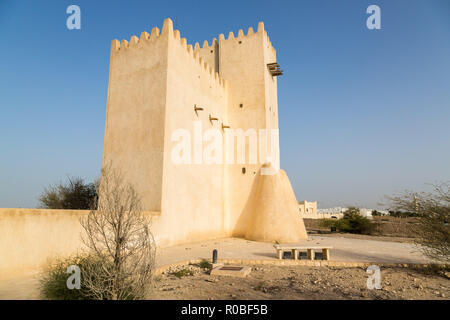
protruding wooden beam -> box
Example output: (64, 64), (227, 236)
(194, 104), (203, 116)
(209, 114), (218, 124)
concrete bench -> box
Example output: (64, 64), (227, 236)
(273, 244), (332, 261)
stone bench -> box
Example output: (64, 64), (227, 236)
(273, 244), (332, 261)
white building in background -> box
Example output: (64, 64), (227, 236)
(317, 207), (347, 216)
(301, 204), (384, 219)
(299, 202), (344, 219)
(298, 201), (317, 216)
(316, 207), (346, 219)
(359, 208), (374, 218)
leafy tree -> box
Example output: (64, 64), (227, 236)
(343, 207), (361, 220)
(388, 210), (419, 218)
(39, 176), (97, 210)
(320, 207), (377, 235)
(371, 210), (382, 216)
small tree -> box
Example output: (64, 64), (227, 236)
(388, 210), (419, 218)
(320, 207), (377, 234)
(387, 182), (450, 263)
(80, 165), (156, 299)
(39, 176), (97, 210)
(372, 210), (382, 217)
(343, 207), (361, 220)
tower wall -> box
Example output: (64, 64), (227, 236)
(217, 24), (279, 236)
(103, 27), (169, 212)
(263, 31), (279, 139)
(103, 18), (307, 247)
(155, 20), (229, 244)
(196, 39), (219, 73)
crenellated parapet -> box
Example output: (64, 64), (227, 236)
(110, 24), (163, 52)
(216, 21), (276, 56)
(110, 18), (276, 82)
(218, 21), (264, 42)
(110, 18), (227, 90)
(174, 30), (227, 90)
(195, 38), (219, 73)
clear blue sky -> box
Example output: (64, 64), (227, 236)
(0, 0), (449, 209)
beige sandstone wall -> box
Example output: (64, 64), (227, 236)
(244, 169), (308, 242)
(155, 19), (229, 244)
(218, 24), (273, 237)
(0, 208), (88, 281)
(103, 18), (307, 245)
(103, 25), (169, 212)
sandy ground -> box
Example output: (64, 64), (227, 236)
(0, 235), (434, 299)
(149, 264), (450, 300)
(154, 236), (429, 266)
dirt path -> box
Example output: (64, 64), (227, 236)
(149, 264), (450, 300)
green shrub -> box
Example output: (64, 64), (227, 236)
(40, 254), (122, 300)
(40, 255), (92, 300)
(198, 259), (212, 269)
(319, 219), (335, 228)
(171, 269), (194, 278)
(348, 214), (377, 234)
(336, 218), (353, 232)
(319, 208), (378, 235)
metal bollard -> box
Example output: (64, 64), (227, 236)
(212, 249), (218, 264)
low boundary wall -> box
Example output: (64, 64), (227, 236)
(0, 208), (88, 280)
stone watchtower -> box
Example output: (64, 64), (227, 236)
(102, 18), (307, 246)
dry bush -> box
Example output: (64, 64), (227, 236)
(387, 182), (450, 263)
(80, 164), (156, 299)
